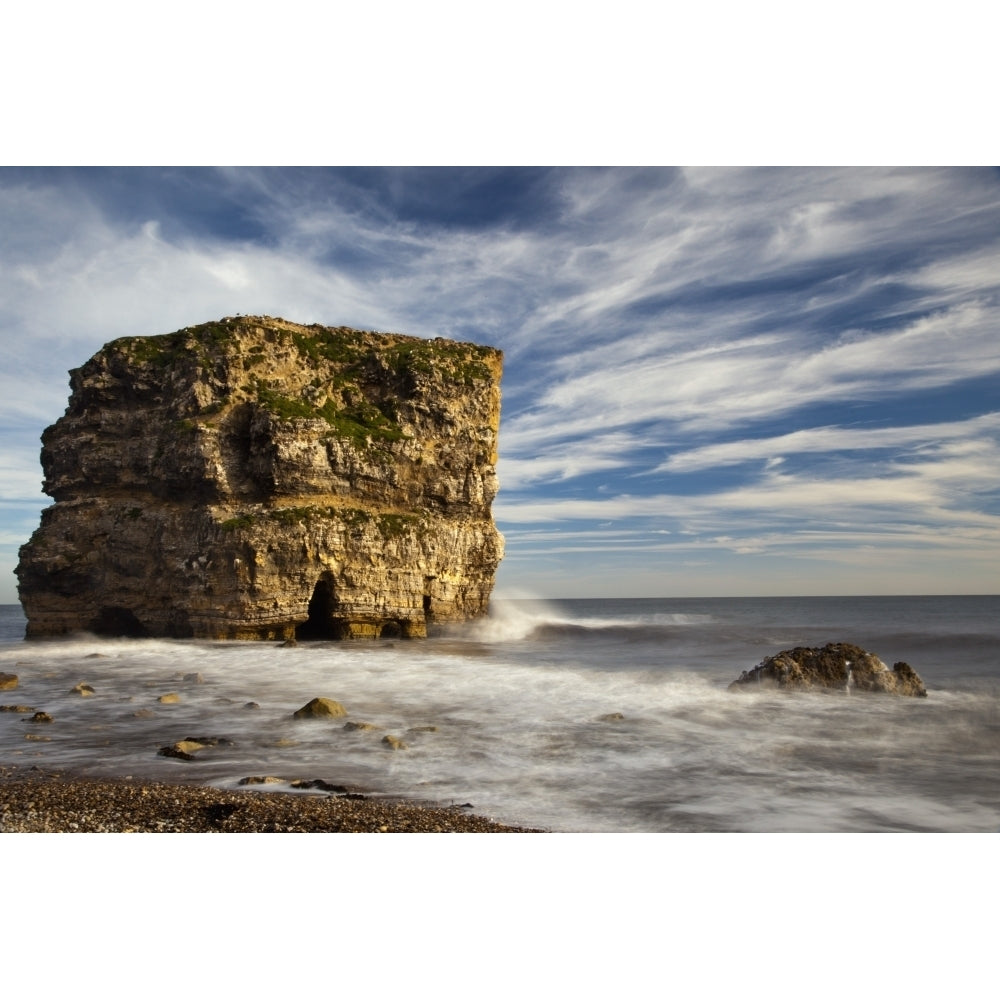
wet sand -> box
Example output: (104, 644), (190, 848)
(0, 766), (542, 833)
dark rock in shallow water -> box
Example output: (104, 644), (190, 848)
(184, 735), (234, 746)
(0, 673), (18, 691)
(728, 642), (927, 697)
(290, 778), (350, 793)
(158, 743), (200, 761)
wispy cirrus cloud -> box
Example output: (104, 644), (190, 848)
(657, 413), (1000, 473)
(3, 166), (1000, 599)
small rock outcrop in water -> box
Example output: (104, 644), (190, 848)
(728, 642), (927, 697)
(293, 697), (347, 719)
(0, 673), (18, 691)
(16, 316), (503, 640)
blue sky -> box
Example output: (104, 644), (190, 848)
(2, 166), (999, 601)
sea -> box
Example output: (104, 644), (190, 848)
(1, 594), (998, 832)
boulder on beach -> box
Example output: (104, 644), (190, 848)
(728, 642), (927, 697)
(0, 672), (18, 691)
(293, 697), (347, 719)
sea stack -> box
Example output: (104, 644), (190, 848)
(16, 316), (504, 640)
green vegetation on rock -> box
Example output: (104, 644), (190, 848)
(216, 505), (425, 537)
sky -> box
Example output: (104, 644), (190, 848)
(2, 165), (998, 602)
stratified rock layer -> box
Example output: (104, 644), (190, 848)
(728, 642), (927, 696)
(17, 316), (504, 640)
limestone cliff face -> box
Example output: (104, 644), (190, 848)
(16, 316), (504, 640)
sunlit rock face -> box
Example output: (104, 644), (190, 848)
(17, 316), (504, 640)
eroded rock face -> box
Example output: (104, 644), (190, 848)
(728, 642), (928, 697)
(17, 316), (504, 640)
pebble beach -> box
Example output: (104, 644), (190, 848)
(0, 765), (541, 833)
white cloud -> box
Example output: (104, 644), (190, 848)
(658, 413), (1000, 473)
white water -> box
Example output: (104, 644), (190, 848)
(2, 596), (998, 831)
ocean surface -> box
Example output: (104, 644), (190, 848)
(1, 595), (998, 832)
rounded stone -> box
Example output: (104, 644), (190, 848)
(293, 697), (347, 719)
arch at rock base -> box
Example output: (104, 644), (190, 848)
(296, 575), (341, 641)
(89, 606), (148, 638)
(294, 576), (424, 640)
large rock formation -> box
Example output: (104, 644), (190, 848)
(16, 316), (504, 640)
(728, 642), (927, 697)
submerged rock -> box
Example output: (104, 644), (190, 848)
(69, 682), (95, 697)
(293, 697), (347, 719)
(728, 642), (927, 697)
(16, 316), (503, 641)
(381, 734), (408, 750)
(162, 740), (207, 757)
(0, 673), (18, 691)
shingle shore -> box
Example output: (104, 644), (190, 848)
(0, 767), (542, 833)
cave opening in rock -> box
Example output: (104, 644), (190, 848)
(90, 606), (148, 637)
(379, 620), (402, 639)
(297, 574), (341, 640)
